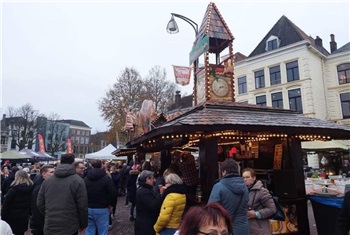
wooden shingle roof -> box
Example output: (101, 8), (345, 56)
(126, 101), (350, 148)
(195, 2), (234, 54)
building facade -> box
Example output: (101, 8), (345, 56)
(234, 16), (350, 130)
(59, 119), (92, 158)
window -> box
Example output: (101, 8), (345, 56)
(77, 130), (80, 135)
(286, 61), (300, 82)
(340, 92), (350, 118)
(85, 137), (89, 145)
(80, 137), (84, 144)
(270, 66), (281, 85)
(338, 63), (350, 84)
(256, 95), (266, 106)
(288, 88), (303, 113)
(265, 36), (280, 51)
(255, 70), (265, 89)
(238, 76), (247, 94)
(271, 92), (283, 108)
(268, 39), (278, 51)
(0, 136), (7, 145)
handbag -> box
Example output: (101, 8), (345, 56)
(269, 196), (286, 221)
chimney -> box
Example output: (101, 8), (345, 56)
(2, 114), (5, 120)
(330, 34), (337, 53)
(175, 91), (181, 108)
(315, 36), (323, 48)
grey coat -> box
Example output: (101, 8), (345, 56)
(208, 174), (250, 235)
(37, 164), (88, 235)
(248, 180), (276, 235)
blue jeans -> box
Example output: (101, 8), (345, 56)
(86, 208), (109, 235)
(160, 228), (177, 235)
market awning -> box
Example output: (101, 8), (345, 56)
(302, 140), (349, 151)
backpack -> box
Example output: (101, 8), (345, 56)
(268, 195), (286, 221)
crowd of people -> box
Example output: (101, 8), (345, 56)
(2, 153), (349, 235)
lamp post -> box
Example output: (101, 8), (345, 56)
(166, 13), (199, 104)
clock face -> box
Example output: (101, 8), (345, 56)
(212, 78), (229, 97)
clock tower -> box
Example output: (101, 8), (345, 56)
(192, 2), (235, 105)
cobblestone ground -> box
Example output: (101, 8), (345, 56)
(26, 196), (317, 235)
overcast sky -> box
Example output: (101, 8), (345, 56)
(1, 0), (349, 133)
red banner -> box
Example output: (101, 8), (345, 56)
(173, 65), (192, 86)
(38, 134), (45, 153)
(67, 138), (72, 154)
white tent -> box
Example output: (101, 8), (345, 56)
(85, 144), (127, 160)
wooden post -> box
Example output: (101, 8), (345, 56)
(288, 137), (310, 235)
(199, 137), (218, 202)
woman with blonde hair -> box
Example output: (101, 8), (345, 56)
(1, 169), (34, 235)
(154, 173), (187, 235)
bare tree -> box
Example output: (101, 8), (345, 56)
(99, 67), (146, 144)
(143, 65), (177, 113)
(7, 103), (40, 150)
(46, 113), (68, 156)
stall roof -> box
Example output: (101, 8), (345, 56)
(126, 101), (350, 149)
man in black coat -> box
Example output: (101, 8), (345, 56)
(30, 165), (55, 235)
(84, 159), (118, 234)
(134, 170), (162, 235)
(1, 166), (19, 197)
(335, 190), (350, 235)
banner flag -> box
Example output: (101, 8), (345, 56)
(67, 138), (72, 154)
(173, 65), (192, 86)
(38, 134), (45, 153)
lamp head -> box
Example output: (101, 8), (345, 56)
(166, 15), (179, 34)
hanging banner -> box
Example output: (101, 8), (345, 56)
(173, 65), (192, 86)
(67, 138), (72, 154)
(38, 134), (45, 153)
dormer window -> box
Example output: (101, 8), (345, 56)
(266, 35), (280, 51)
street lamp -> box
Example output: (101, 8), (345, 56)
(166, 13), (199, 104)
(166, 13), (198, 36)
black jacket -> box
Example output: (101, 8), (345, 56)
(1, 183), (34, 221)
(335, 191), (350, 235)
(127, 170), (139, 204)
(84, 168), (117, 208)
(1, 172), (16, 196)
(30, 176), (45, 231)
(135, 181), (162, 235)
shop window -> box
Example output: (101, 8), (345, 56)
(340, 92), (350, 118)
(238, 76), (247, 94)
(255, 70), (265, 89)
(288, 88), (303, 113)
(270, 66), (281, 85)
(286, 61), (300, 82)
(256, 95), (267, 107)
(271, 92), (283, 108)
(338, 63), (350, 84)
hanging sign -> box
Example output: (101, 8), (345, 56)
(67, 138), (72, 154)
(38, 134), (45, 153)
(173, 65), (192, 86)
(307, 153), (320, 169)
(189, 35), (209, 65)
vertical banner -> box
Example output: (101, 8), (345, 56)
(173, 65), (192, 86)
(38, 134), (45, 153)
(67, 138), (72, 154)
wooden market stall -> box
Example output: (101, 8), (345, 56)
(116, 3), (350, 235)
